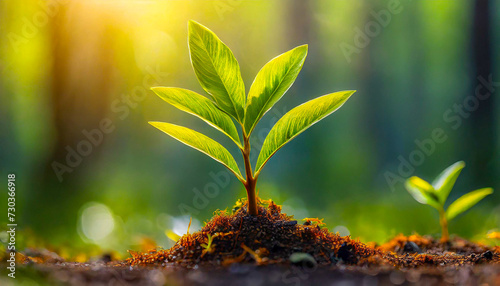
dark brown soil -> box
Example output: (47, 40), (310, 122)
(8, 262), (500, 286)
(127, 199), (499, 269)
(6, 199), (500, 285)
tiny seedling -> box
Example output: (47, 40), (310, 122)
(149, 21), (355, 215)
(405, 161), (493, 242)
(201, 233), (217, 257)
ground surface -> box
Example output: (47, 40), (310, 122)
(3, 262), (500, 285)
(2, 200), (499, 285)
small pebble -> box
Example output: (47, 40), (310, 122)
(482, 250), (493, 260)
(337, 242), (357, 264)
(403, 241), (422, 254)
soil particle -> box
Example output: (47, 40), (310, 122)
(336, 242), (358, 264)
(483, 250), (493, 260)
(403, 241), (422, 254)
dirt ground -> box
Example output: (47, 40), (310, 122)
(3, 200), (499, 285)
(4, 262), (500, 286)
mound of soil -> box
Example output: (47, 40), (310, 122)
(127, 200), (499, 269)
(127, 200), (377, 267)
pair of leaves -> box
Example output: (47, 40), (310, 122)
(190, 18), (309, 136)
(149, 21), (354, 183)
(191, 19), (308, 134)
(150, 90), (355, 180)
(151, 87), (242, 148)
(405, 161), (493, 221)
(149, 122), (244, 182)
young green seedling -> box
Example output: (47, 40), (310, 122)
(201, 233), (217, 257)
(149, 21), (355, 215)
(405, 161), (493, 242)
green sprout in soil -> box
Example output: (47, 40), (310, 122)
(405, 161), (493, 243)
(149, 21), (355, 215)
(200, 233), (217, 257)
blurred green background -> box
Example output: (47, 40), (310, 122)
(1, 0), (499, 258)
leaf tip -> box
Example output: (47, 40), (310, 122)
(148, 121), (161, 128)
(405, 176), (417, 185)
(297, 44), (308, 51)
(293, 44), (308, 59)
(188, 20), (208, 33)
(406, 176), (430, 190)
(188, 19), (200, 27)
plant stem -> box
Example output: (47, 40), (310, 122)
(242, 134), (258, 215)
(438, 208), (449, 243)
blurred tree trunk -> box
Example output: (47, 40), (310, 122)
(358, 2), (396, 172)
(467, 0), (496, 188)
(408, 5), (425, 133)
(284, 0), (320, 201)
(26, 3), (115, 238)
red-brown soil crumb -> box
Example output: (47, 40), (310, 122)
(126, 200), (500, 269)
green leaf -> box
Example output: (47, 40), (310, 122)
(244, 45), (308, 134)
(188, 20), (245, 122)
(151, 87), (242, 148)
(255, 90), (355, 174)
(405, 176), (441, 210)
(432, 161), (465, 204)
(446, 188), (493, 221)
(149, 122), (243, 181)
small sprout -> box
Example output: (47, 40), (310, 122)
(200, 233), (217, 257)
(302, 218), (326, 226)
(149, 21), (355, 215)
(405, 161), (493, 242)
